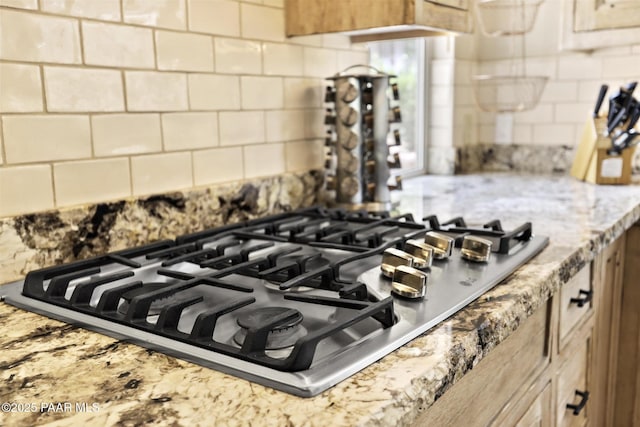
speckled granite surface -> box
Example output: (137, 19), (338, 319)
(0, 171), (322, 285)
(1, 174), (640, 427)
(456, 143), (640, 175)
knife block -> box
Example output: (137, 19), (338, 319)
(570, 116), (636, 185)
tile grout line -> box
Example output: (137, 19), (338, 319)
(127, 156), (134, 196)
(0, 116), (6, 165)
(118, 0), (124, 23)
(77, 18), (86, 65)
(152, 28), (159, 70)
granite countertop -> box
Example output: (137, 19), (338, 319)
(2, 173), (640, 427)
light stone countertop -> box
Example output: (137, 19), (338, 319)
(1, 173), (640, 427)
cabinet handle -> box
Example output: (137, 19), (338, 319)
(566, 390), (590, 415)
(570, 289), (593, 308)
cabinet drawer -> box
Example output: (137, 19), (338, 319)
(413, 302), (549, 427)
(556, 331), (591, 427)
(515, 382), (552, 427)
(559, 267), (592, 349)
(490, 373), (552, 427)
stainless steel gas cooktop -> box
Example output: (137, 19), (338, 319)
(1, 207), (548, 397)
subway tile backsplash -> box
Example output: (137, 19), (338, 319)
(0, 63), (43, 112)
(0, 0), (365, 216)
(3, 115), (92, 163)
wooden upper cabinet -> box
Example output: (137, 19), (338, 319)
(285, 0), (474, 43)
(562, 0), (640, 50)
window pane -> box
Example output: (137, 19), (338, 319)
(369, 38), (424, 174)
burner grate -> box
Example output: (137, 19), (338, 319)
(11, 206), (546, 389)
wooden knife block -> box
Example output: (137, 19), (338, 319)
(570, 116), (636, 185)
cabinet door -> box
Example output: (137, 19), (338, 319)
(614, 224), (640, 427)
(558, 266), (592, 351)
(416, 0), (473, 33)
(515, 382), (552, 427)
(425, 0), (469, 10)
(490, 374), (553, 427)
(285, 0), (473, 41)
(411, 303), (549, 427)
(557, 328), (592, 427)
(590, 235), (625, 427)
(575, 0), (640, 31)
(561, 0), (640, 49)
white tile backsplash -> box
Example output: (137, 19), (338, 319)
(82, 22), (155, 69)
(162, 112), (219, 150)
(125, 71), (189, 111)
(193, 146), (244, 185)
(214, 38), (263, 75)
(244, 143), (285, 178)
(122, 0), (186, 30)
(0, 0), (365, 214)
(554, 103), (591, 124)
(131, 152), (193, 196)
(265, 110), (306, 142)
(513, 104), (554, 125)
(303, 48), (338, 78)
(54, 158), (131, 207)
(0, 0), (37, 9)
(336, 50), (369, 73)
(0, 63), (43, 112)
(188, 0), (240, 37)
(156, 31), (214, 72)
(285, 140), (323, 171)
(44, 66), (125, 112)
(0, 9), (81, 64)
(2, 115), (91, 163)
(539, 81), (578, 103)
(557, 55), (602, 80)
(41, 0), (121, 20)
(0, 165), (54, 216)
(219, 111), (265, 145)
(240, 3), (284, 42)
(188, 74), (241, 111)
(240, 76), (284, 109)
(263, 43), (304, 76)
(532, 124), (575, 145)
(283, 78), (323, 109)
(92, 114), (163, 156)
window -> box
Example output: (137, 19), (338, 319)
(369, 38), (427, 176)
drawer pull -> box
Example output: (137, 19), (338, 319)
(566, 390), (590, 415)
(570, 289), (593, 308)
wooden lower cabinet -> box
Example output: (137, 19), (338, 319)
(493, 374), (553, 427)
(412, 302), (550, 427)
(556, 325), (592, 427)
(614, 224), (640, 426)
(516, 382), (553, 427)
(411, 226), (637, 427)
(591, 234), (625, 427)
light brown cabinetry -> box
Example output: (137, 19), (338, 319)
(613, 224), (640, 426)
(556, 326), (592, 427)
(284, 0), (473, 43)
(561, 0), (640, 50)
(591, 235), (626, 427)
(411, 227), (637, 427)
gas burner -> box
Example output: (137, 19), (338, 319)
(259, 246), (333, 290)
(262, 280), (316, 293)
(233, 307), (307, 350)
(5, 206), (548, 397)
(117, 282), (177, 316)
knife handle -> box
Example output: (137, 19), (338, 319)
(627, 104), (640, 130)
(607, 108), (627, 136)
(594, 84), (608, 118)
